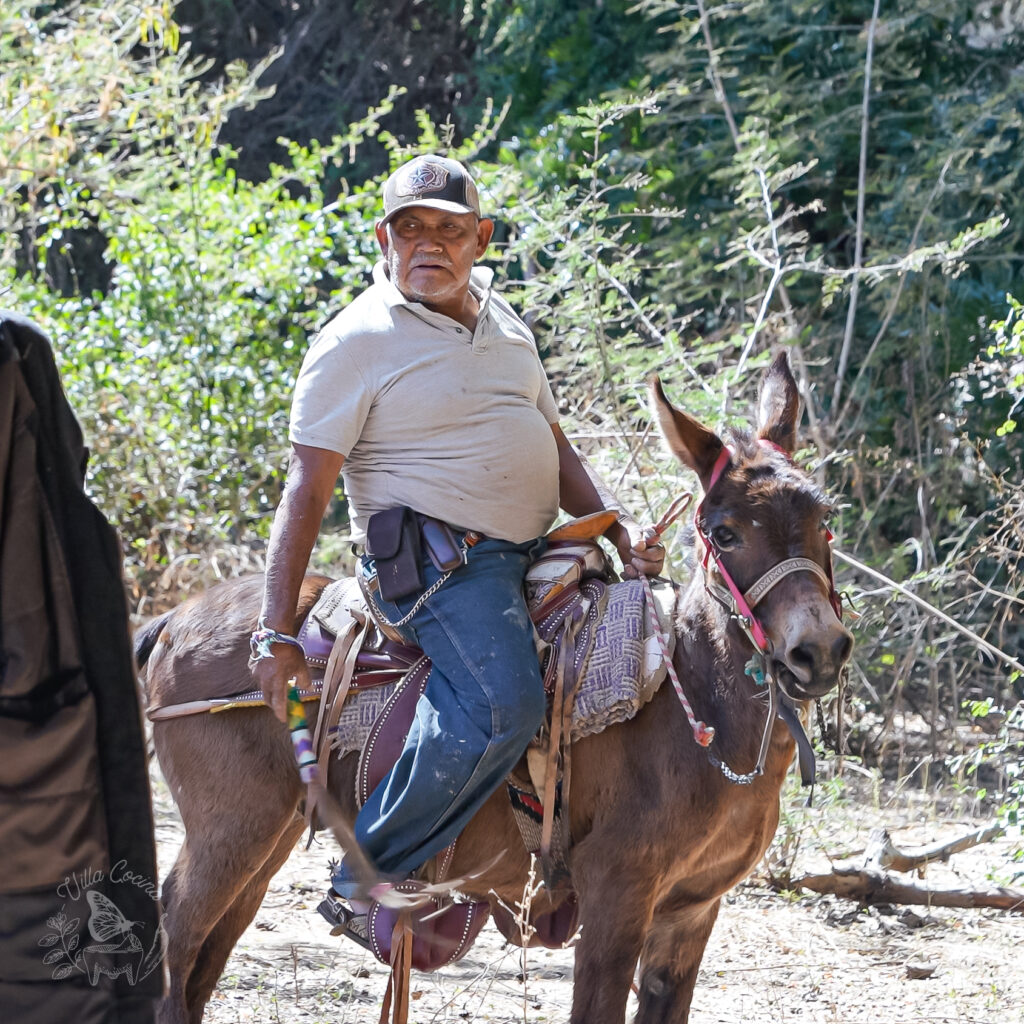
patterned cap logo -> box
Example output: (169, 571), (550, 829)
(395, 160), (451, 198)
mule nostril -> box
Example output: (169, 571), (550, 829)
(788, 643), (815, 681)
(833, 631), (853, 666)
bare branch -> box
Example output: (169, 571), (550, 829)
(834, 547), (1024, 676)
(794, 870), (1024, 911)
(862, 825), (1006, 873)
(833, 0), (881, 410)
(790, 823), (1021, 912)
(695, 0), (740, 150)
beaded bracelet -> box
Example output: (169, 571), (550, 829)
(249, 618), (305, 662)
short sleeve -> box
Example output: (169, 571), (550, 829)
(288, 330), (372, 456)
(535, 370), (559, 424)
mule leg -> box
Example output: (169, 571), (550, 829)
(158, 816), (297, 1024)
(569, 850), (659, 1024)
(634, 897), (721, 1023)
(159, 839), (243, 1024)
(154, 716), (302, 1024)
(181, 814), (306, 1021)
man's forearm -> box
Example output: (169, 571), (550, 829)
(554, 425), (625, 515)
(551, 423), (664, 578)
(553, 425), (634, 549)
(571, 451), (628, 517)
(259, 445), (344, 634)
(259, 486), (326, 633)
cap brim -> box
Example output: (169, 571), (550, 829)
(379, 198), (478, 227)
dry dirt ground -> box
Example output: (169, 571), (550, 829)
(152, 767), (1024, 1024)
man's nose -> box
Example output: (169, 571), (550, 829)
(414, 226), (447, 247)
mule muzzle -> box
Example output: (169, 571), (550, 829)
(772, 618), (853, 701)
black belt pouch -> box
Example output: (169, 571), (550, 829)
(366, 506), (424, 601)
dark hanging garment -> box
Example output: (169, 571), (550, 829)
(0, 311), (162, 1023)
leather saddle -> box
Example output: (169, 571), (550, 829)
(299, 516), (617, 966)
(299, 535), (616, 809)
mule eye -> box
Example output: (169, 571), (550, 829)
(711, 525), (738, 548)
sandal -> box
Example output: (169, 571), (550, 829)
(317, 891), (372, 952)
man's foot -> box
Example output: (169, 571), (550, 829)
(329, 856), (373, 902)
(330, 855), (403, 906)
(317, 891), (372, 951)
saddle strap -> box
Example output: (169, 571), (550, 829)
(540, 626), (567, 880)
(311, 612), (373, 800)
(539, 608), (585, 891)
(379, 915), (413, 1024)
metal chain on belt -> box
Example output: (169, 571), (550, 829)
(365, 537), (472, 630)
(366, 568), (452, 630)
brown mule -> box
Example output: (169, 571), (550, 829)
(138, 353), (853, 1024)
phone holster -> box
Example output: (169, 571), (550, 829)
(366, 507), (423, 601)
(420, 517), (463, 573)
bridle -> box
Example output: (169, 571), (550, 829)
(695, 441), (843, 656)
(643, 438), (844, 786)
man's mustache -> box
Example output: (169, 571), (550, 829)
(410, 256), (452, 268)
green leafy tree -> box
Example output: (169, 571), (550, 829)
(1, 1), (400, 594)
(5, 0), (1022, 784)
(607, 0), (1024, 753)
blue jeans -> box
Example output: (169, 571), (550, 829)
(347, 534), (547, 880)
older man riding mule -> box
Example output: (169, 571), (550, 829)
(139, 352), (853, 1024)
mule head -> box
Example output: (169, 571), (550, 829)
(650, 352), (853, 700)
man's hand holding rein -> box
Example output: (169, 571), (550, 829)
(610, 516), (666, 580)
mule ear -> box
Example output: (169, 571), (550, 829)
(756, 351), (801, 454)
(649, 375), (726, 490)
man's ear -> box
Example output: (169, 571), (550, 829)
(375, 221), (389, 256)
(476, 217), (494, 257)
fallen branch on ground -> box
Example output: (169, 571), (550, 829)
(788, 824), (1024, 912)
(860, 824), (1004, 873)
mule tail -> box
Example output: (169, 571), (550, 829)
(134, 611), (174, 670)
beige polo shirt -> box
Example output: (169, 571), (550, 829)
(290, 262), (560, 543)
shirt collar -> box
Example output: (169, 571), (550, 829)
(372, 261), (494, 317)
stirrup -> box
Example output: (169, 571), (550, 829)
(317, 891), (372, 951)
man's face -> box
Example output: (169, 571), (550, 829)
(375, 207), (494, 316)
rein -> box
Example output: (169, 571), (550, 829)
(643, 494), (714, 748)
(647, 439), (843, 786)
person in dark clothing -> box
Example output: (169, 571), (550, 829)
(0, 311), (162, 1023)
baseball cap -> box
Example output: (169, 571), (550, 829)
(380, 155), (481, 226)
